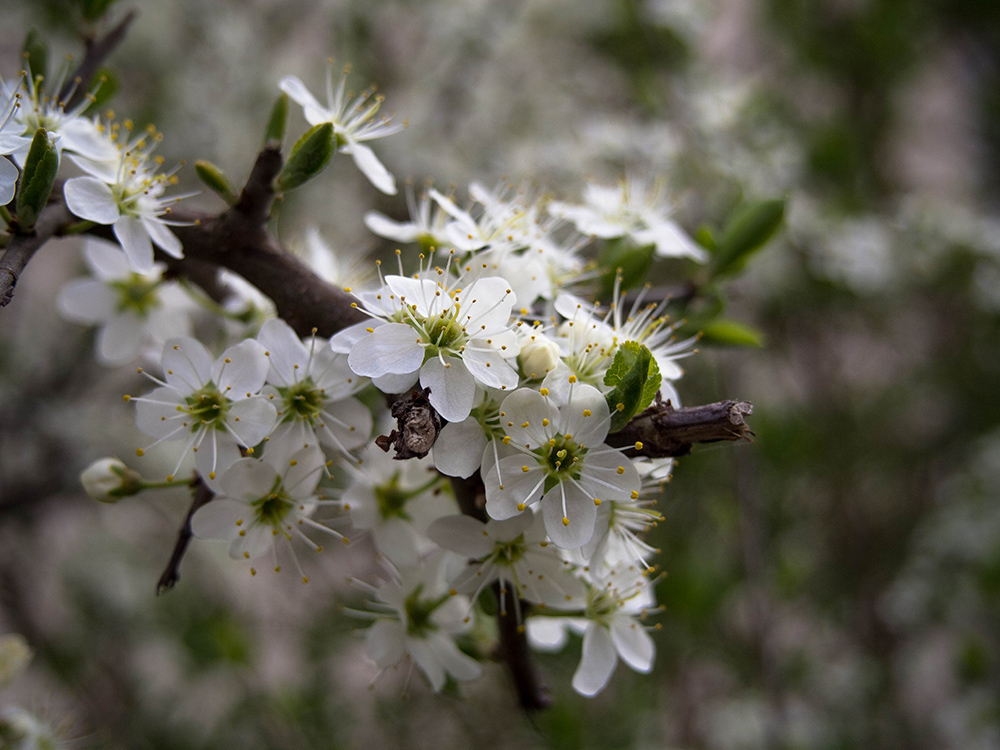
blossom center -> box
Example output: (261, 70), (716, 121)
(403, 584), (450, 637)
(252, 478), (292, 529)
(280, 378), (325, 423)
(111, 275), (161, 316)
(181, 383), (229, 429)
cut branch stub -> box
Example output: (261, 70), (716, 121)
(607, 396), (754, 458)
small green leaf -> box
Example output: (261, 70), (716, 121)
(264, 93), (289, 145)
(711, 199), (785, 278)
(21, 29), (48, 81)
(603, 341), (656, 432)
(698, 318), (765, 347)
(639, 355), (660, 412)
(195, 160), (240, 206)
(83, 67), (118, 114)
(598, 237), (655, 297)
(81, 0), (121, 22)
(695, 225), (716, 252)
(277, 122), (334, 191)
(16, 129), (58, 231)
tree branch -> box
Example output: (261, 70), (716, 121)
(450, 475), (552, 710)
(60, 10), (138, 110)
(0, 201), (72, 307)
(607, 397), (754, 458)
(156, 480), (214, 595)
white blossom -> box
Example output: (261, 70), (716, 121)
(63, 120), (189, 273)
(548, 178), (706, 261)
(130, 336), (277, 484)
(352, 554), (481, 692)
(57, 239), (192, 365)
(347, 264), (520, 423)
(279, 63), (403, 195)
(257, 317), (371, 460)
(190, 445), (332, 580)
(427, 510), (587, 617)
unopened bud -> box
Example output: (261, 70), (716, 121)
(80, 457), (144, 503)
(519, 334), (561, 378)
(0, 634), (32, 688)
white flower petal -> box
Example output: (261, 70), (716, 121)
(96, 314), (145, 365)
(484, 455), (544, 520)
(114, 215), (155, 273)
(426, 515), (493, 558)
(372, 370), (420, 393)
(541, 480), (597, 549)
(611, 616), (655, 673)
(407, 636), (446, 692)
(364, 211), (420, 243)
(134, 386), (184, 438)
(636, 221), (707, 261)
(142, 216), (183, 259)
(498, 388), (558, 449)
(348, 323), (425, 377)
(226, 397), (278, 447)
(372, 518), (420, 568)
(344, 141), (396, 195)
(561, 384), (611, 447)
(572, 623), (618, 697)
(215, 339), (270, 396)
(231, 523), (273, 560)
(63, 177), (120, 224)
(317, 396), (372, 452)
(257, 318), (309, 387)
(0, 157), (18, 205)
(420, 356), (476, 423)
(57, 279), (116, 323)
(526, 617), (571, 652)
(196, 432), (244, 485)
(278, 75), (329, 124)
(220, 456), (277, 502)
(83, 238), (132, 281)
(365, 619), (406, 668)
(162, 337), (213, 392)
(190, 498), (247, 541)
(427, 630), (482, 682)
(433, 418), (487, 478)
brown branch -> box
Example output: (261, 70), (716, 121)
(156, 480), (214, 595)
(607, 397), (754, 458)
(60, 10), (138, 110)
(450, 475), (552, 710)
(0, 201), (72, 307)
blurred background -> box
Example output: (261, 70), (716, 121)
(2, 0), (1000, 747)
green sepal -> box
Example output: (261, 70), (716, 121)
(694, 225), (716, 252)
(264, 93), (289, 145)
(598, 237), (655, 297)
(21, 29), (48, 82)
(698, 318), (765, 347)
(277, 122), (334, 191)
(195, 160), (240, 206)
(15, 129), (59, 231)
(81, 0), (121, 22)
(710, 199), (785, 278)
(603, 341), (659, 433)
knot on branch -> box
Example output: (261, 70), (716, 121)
(375, 388), (443, 459)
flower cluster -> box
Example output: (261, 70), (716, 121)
(45, 60), (707, 700)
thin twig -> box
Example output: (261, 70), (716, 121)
(607, 397), (754, 458)
(156, 480), (214, 595)
(60, 10), (138, 110)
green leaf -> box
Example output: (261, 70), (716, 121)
(195, 160), (240, 206)
(603, 341), (657, 432)
(83, 67), (118, 114)
(597, 237), (655, 297)
(711, 199), (785, 278)
(264, 93), (290, 145)
(639, 355), (660, 411)
(81, 0), (121, 22)
(21, 29), (48, 81)
(16, 129), (58, 231)
(277, 122), (334, 191)
(698, 318), (765, 347)
(695, 225), (716, 252)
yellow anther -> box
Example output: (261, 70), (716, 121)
(123, 395), (131, 402)
(583, 409), (591, 417)
(302, 576), (309, 584)
(562, 516), (570, 526)
(616, 402), (625, 412)
(250, 567), (256, 575)
(502, 436), (511, 445)
(522, 465), (530, 472)
(594, 498), (602, 506)
(209, 471), (216, 480)
(136, 448), (145, 456)
(542, 418), (549, 427)
(517, 502), (526, 511)
(635, 441), (643, 450)
(521, 421), (529, 428)
(568, 375), (577, 383)
(617, 466), (624, 475)
(631, 491), (639, 499)
(539, 388), (549, 396)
